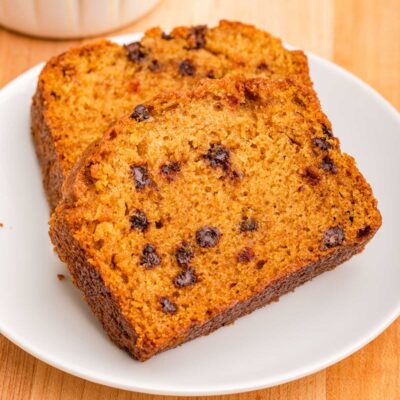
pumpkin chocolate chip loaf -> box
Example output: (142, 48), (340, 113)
(31, 20), (310, 209)
(50, 76), (381, 361)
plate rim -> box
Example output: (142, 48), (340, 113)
(0, 32), (399, 396)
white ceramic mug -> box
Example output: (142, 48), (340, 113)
(0, 0), (160, 39)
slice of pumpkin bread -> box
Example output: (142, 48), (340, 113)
(50, 76), (381, 361)
(31, 20), (310, 208)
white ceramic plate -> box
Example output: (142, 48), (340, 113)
(0, 33), (399, 396)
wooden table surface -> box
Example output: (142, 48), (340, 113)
(0, 0), (399, 399)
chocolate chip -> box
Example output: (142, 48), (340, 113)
(256, 260), (266, 269)
(257, 62), (269, 71)
(50, 91), (60, 100)
(109, 130), (117, 140)
(240, 217), (258, 232)
(140, 244), (161, 269)
(304, 167), (320, 185)
(322, 124), (333, 138)
(321, 156), (338, 174)
(196, 226), (220, 248)
(160, 297), (177, 313)
(124, 42), (147, 63)
(161, 32), (173, 40)
(204, 143), (230, 170)
(160, 162), (181, 181)
(173, 267), (197, 288)
(148, 59), (161, 72)
(155, 220), (163, 229)
(187, 25), (207, 49)
(131, 165), (152, 190)
(206, 70), (215, 79)
(237, 247), (255, 263)
(131, 104), (151, 121)
(130, 210), (150, 231)
(244, 87), (259, 101)
(175, 242), (194, 267)
(313, 137), (332, 151)
(357, 225), (371, 238)
(179, 59), (196, 76)
(322, 226), (345, 249)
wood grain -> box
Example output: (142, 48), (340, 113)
(0, 0), (399, 399)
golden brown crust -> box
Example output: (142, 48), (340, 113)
(50, 210), (139, 357)
(31, 40), (118, 209)
(31, 85), (65, 208)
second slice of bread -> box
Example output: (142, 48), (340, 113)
(31, 20), (310, 208)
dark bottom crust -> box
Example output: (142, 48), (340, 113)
(50, 214), (138, 355)
(50, 209), (367, 361)
(148, 240), (366, 360)
(31, 88), (64, 210)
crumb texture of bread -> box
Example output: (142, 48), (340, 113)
(31, 21), (310, 208)
(50, 77), (381, 361)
